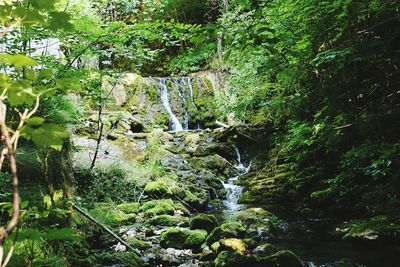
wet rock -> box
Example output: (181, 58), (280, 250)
(214, 251), (250, 267)
(219, 238), (247, 254)
(160, 228), (208, 250)
(254, 250), (303, 267)
(190, 214), (219, 233)
(253, 243), (279, 255)
(234, 208), (279, 240)
(206, 222), (246, 245)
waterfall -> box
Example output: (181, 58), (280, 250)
(223, 146), (251, 212)
(157, 78), (184, 132)
(154, 77), (203, 132)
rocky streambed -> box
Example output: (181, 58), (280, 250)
(70, 74), (399, 267)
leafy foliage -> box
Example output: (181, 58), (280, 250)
(219, 0), (400, 216)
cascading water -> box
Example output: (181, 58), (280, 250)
(155, 77), (202, 132)
(223, 146), (251, 212)
(157, 78), (184, 132)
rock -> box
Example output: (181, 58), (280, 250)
(117, 202), (140, 214)
(149, 215), (186, 227)
(254, 250), (303, 267)
(114, 243), (126, 252)
(145, 181), (172, 197)
(185, 133), (201, 154)
(219, 238), (247, 255)
(199, 246), (216, 261)
(107, 132), (119, 140)
(252, 243), (279, 255)
(127, 237), (151, 250)
(234, 208), (279, 240)
(206, 222), (246, 245)
(131, 132), (149, 139)
(190, 214), (218, 233)
(160, 228), (208, 250)
(214, 251), (249, 267)
(140, 199), (175, 217)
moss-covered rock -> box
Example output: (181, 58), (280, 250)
(214, 249), (302, 267)
(254, 250), (302, 267)
(117, 202), (140, 214)
(234, 208), (280, 240)
(190, 214), (218, 233)
(160, 228), (208, 250)
(214, 251), (250, 267)
(144, 181), (172, 197)
(127, 237), (151, 250)
(219, 238), (247, 255)
(140, 199), (175, 217)
(149, 215), (186, 226)
(206, 222), (246, 245)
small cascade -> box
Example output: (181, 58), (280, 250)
(157, 78), (184, 132)
(223, 146), (251, 212)
(154, 77), (203, 132)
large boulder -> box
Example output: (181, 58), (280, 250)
(206, 222), (246, 245)
(190, 214), (218, 233)
(160, 228), (208, 250)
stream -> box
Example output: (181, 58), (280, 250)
(76, 76), (399, 267)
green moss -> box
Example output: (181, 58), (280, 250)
(117, 202), (140, 214)
(211, 241), (220, 252)
(144, 181), (172, 197)
(256, 250), (302, 267)
(206, 222), (246, 245)
(146, 85), (159, 103)
(149, 215), (185, 226)
(310, 188), (334, 202)
(214, 251), (248, 267)
(160, 228), (207, 250)
(190, 214), (218, 233)
(202, 78), (214, 94)
(89, 204), (135, 227)
(127, 237), (151, 250)
(234, 208), (278, 227)
(140, 199), (175, 217)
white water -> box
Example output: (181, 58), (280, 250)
(223, 146), (251, 212)
(157, 78), (184, 132)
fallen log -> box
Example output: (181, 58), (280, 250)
(72, 203), (136, 253)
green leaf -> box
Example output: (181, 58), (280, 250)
(26, 116), (45, 126)
(53, 189), (63, 203)
(48, 12), (74, 32)
(43, 194), (52, 209)
(20, 200), (29, 209)
(23, 123), (70, 150)
(0, 53), (38, 67)
(38, 69), (54, 79)
(31, 0), (56, 10)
